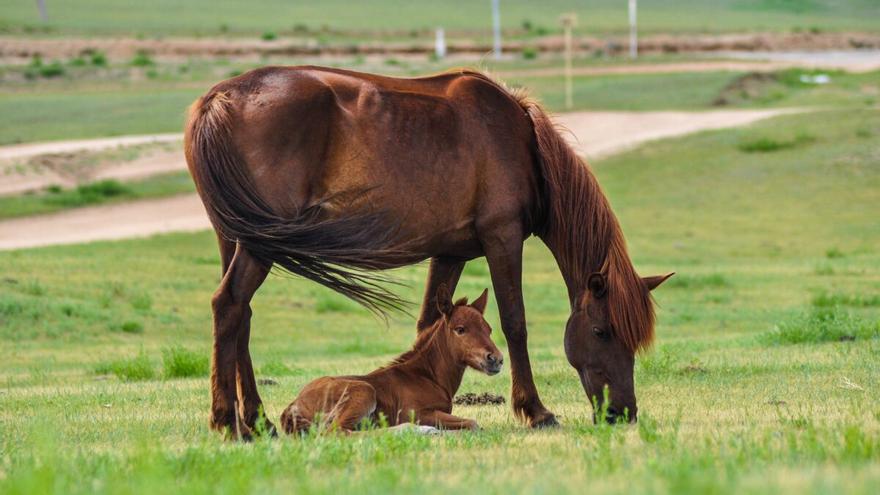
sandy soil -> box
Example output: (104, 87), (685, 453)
(0, 108), (798, 250)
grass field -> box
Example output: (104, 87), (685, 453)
(1, 108), (878, 493)
(3, 0), (879, 37)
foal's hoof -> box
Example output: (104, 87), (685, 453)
(528, 411), (560, 429)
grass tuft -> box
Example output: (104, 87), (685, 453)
(760, 307), (879, 345)
(118, 320), (144, 334)
(94, 352), (155, 381)
(737, 132), (815, 153)
(811, 292), (880, 308)
(162, 346), (209, 378)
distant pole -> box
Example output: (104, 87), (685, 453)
(560, 13), (577, 110)
(629, 0), (638, 59)
(491, 0), (502, 59)
(36, 0), (48, 22)
(435, 27), (446, 59)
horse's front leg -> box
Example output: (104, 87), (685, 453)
(416, 256), (465, 333)
(210, 243), (270, 440)
(483, 227), (559, 428)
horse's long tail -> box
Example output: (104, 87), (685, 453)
(184, 91), (407, 314)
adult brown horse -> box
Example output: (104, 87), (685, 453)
(185, 66), (672, 438)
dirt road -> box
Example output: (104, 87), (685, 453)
(0, 108), (798, 250)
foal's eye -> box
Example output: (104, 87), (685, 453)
(454, 326), (466, 335)
(592, 327), (610, 340)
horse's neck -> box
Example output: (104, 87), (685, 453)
(401, 333), (465, 399)
(537, 162), (621, 308)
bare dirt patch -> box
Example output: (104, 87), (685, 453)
(0, 140), (184, 196)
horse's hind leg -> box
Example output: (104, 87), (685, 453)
(416, 256), (465, 333)
(328, 380), (377, 431)
(210, 243), (270, 439)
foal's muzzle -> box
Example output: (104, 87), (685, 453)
(483, 353), (504, 375)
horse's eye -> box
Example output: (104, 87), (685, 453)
(592, 327), (610, 340)
(454, 326), (466, 335)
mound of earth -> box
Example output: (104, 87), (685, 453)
(453, 392), (506, 406)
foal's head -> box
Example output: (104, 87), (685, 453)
(435, 284), (503, 375)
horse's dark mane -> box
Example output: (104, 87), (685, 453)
(506, 88), (656, 352)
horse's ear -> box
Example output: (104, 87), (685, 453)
(436, 283), (453, 316)
(643, 272), (675, 291)
(471, 288), (489, 314)
(587, 272), (607, 298)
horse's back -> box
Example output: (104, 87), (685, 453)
(200, 66), (541, 253)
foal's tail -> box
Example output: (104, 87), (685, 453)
(185, 91), (407, 314)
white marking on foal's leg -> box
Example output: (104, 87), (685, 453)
(387, 423), (442, 435)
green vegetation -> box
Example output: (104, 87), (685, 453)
(0, 173), (195, 220)
(93, 351), (156, 381)
(1, 109), (878, 493)
(761, 307), (879, 344)
(1, 0), (878, 37)
(162, 345), (209, 378)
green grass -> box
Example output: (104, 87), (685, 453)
(760, 307), (879, 344)
(162, 346), (209, 378)
(0, 173), (195, 220)
(1, 109), (879, 493)
(0, 86), (201, 145)
(2, 0), (878, 37)
(93, 351), (156, 381)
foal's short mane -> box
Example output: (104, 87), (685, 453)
(468, 71), (656, 352)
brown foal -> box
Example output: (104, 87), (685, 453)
(280, 285), (502, 434)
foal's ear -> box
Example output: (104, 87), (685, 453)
(471, 288), (489, 314)
(587, 272), (607, 298)
(436, 283), (453, 316)
(643, 272), (675, 291)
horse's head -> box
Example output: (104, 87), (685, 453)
(436, 284), (503, 375)
(564, 272), (673, 424)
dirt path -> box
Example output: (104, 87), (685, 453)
(0, 108), (798, 250)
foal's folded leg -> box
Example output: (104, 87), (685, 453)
(418, 410), (480, 431)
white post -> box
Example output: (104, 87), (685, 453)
(36, 0), (48, 22)
(629, 0), (638, 59)
(435, 27), (446, 59)
(491, 0), (502, 60)
(560, 13), (577, 110)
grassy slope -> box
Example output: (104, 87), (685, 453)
(2, 0), (879, 36)
(1, 109), (878, 493)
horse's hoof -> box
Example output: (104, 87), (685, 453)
(529, 412), (560, 429)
